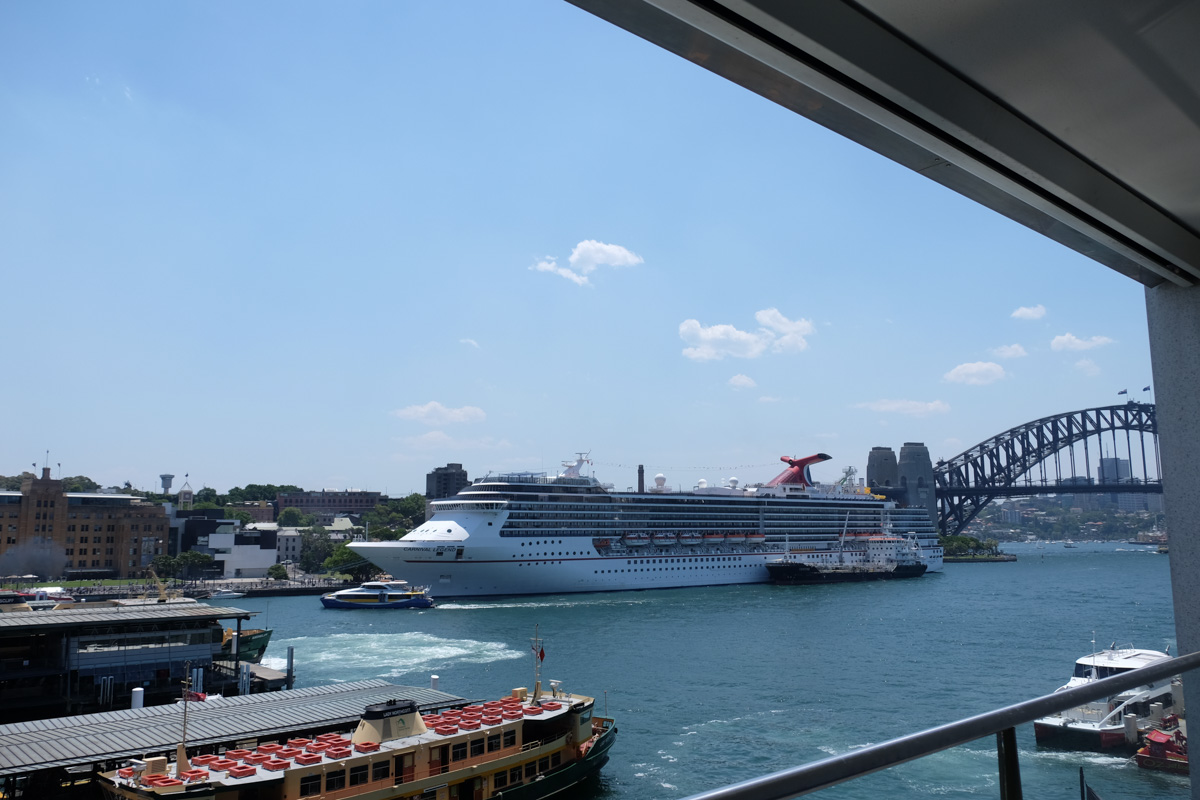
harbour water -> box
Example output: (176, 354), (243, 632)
(233, 542), (1182, 799)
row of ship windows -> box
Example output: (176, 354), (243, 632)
(595, 563), (751, 574)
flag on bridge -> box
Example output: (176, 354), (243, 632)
(1117, 389), (1128, 395)
(1144, 385), (1151, 392)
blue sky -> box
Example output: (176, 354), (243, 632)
(2, 1), (1153, 495)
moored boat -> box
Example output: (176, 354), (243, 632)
(651, 531), (677, 546)
(767, 536), (928, 585)
(678, 532), (703, 546)
(97, 630), (617, 800)
(321, 581), (434, 609)
(1136, 728), (1189, 774)
(221, 628), (273, 663)
(209, 589), (246, 600)
(1032, 643), (1178, 750)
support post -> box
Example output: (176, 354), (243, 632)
(1145, 282), (1200, 800)
(996, 726), (1022, 800)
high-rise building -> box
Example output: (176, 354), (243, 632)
(427, 463), (469, 500)
(0, 468), (168, 579)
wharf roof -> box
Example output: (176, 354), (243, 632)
(0, 605), (253, 632)
(0, 680), (467, 775)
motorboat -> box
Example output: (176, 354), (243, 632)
(209, 589), (246, 600)
(1033, 643), (1179, 750)
(320, 580), (434, 609)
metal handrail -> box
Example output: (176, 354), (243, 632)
(683, 649), (1200, 800)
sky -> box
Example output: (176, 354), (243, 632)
(1, 1), (1155, 496)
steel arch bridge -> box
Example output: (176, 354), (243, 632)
(934, 402), (1161, 537)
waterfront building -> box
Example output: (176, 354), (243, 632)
(427, 462), (469, 499)
(0, 468), (167, 580)
(276, 489), (383, 526)
(0, 604), (259, 724)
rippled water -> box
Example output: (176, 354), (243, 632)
(234, 542), (1183, 799)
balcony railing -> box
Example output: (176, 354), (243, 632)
(681, 650), (1200, 800)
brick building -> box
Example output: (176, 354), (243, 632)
(275, 489), (383, 526)
(0, 468), (168, 579)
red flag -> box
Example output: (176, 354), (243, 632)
(538, 647), (545, 662)
(184, 690), (207, 702)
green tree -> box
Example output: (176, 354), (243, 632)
(299, 527), (335, 572)
(150, 554), (180, 578)
(223, 508), (254, 527)
(323, 542), (376, 581)
(61, 475), (100, 493)
(267, 563), (289, 581)
(195, 487), (218, 504)
(178, 550), (214, 578)
(278, 507), (317, 527)
(0, 472), (35, 491)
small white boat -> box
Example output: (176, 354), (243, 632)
(651, 531), (678, 546)
(209, 589), (246, 600)
(1033, 643), (1178, 750)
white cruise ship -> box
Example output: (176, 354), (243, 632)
(351, 454), (943, 598)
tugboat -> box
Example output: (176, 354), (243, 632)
(97, 628), (617, 800)
(321, 580), (434, 609)
(1136, 728), (1189, 774)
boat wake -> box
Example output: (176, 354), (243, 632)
(436, 596), (656, 611)
(260, 632), (523, 675)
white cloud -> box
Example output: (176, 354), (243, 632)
(1011, 304), (1046, 320)
(531, 240), (643, 286)
(728, 374), (757, 389)
(944, 361), (1006, 385)
(758, 395), (782, 403)
(568, 240), (643, 271)
(531, 257), (589, 286)
(679, 320), (770, 361)
(991, 343), (1027, 359)
(679, 309), (814, 361)
(391, 401), (486, 426)
(943, 437), (963, 449)
(460, 338), (480, 349)
(855, 399), (951, 416)
(1074, 358), (1101, 376)
(1051, 333), (1114, 351)
(755, 308), (814, 353)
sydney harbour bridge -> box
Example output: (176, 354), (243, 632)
(925, 402), (1160, 537)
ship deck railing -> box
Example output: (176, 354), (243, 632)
(520, 732), (568, 752)
(680, 649), (1200, 800)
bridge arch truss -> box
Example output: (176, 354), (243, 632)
(934, 403), (1160, 537)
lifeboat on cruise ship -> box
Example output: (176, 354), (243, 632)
(725, 531), (747, 543)
(745, 532), (766, 544)
(623, 532), (651, 547)
(678, 532), (703, 546)
(651, 531), (678, 546)
(703, 532), (725, 543)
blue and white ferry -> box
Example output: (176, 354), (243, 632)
(320, 580), (434, 609)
